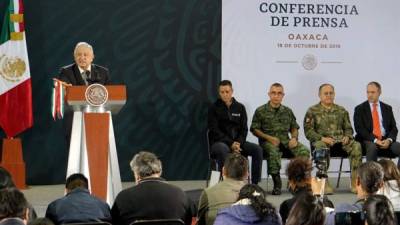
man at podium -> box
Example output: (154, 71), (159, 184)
(59, 42), (123, 204)
(59, 42), (110, 144)
(59, 42), (110, 85)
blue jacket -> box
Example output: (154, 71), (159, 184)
(45, 187), (111, 225)
(213, 205), (281, 225)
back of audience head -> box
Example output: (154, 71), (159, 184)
(238, 184), (279, 222)
(378, 159), (400, 190)
(364, 194), (396, 225)
(222, 153), (248, 181)
(28, 217), (54, 225)
(0, 167), (16, 189)
(130, 151), (162, 183)
(356, 161), (384, 197)
(65, 173), (88, 193)
(0, 188), (29, 223)
(286, 157), (312, 192)
(285, 192), (325, 225)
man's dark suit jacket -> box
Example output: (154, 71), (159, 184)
(59, 63), (110, 85)
(111, 177), (194, 225)
(45, 188), (111, 225)
(354, 100), (398, 142)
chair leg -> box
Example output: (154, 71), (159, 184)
(337, 157), (344, 188)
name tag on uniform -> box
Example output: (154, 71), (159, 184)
(231, 113), (241, 117)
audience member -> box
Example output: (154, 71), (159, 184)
(325, 161), (384, 225)
(285, 192), (325, 225)
(0, 167), (15, 189)
(279, 157), (333, 224)
(45, 173), (111, 225)
(0, 188), (29, 225)
(214, 184), (281, 225)
(0, 168), (36, 221)
(364, 194), (396, 225)
(377, 159), (400, 211)
(198, 154), (248, 225)
(111, 151), (194, 225)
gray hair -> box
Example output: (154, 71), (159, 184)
(74, 42), (93, 55)
(130, 151), (162, 178)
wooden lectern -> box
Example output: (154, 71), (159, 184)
(65, 85), (125, 205)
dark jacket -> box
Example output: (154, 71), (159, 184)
(45, 188), (111, 225)
(208, 98), (248, 146)
(354, 101), (398, 142)
(111, 177), (194, 225)
(59, 63), (110, 85)
(214, 205), (281, 225)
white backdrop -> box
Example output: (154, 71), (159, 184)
(222, 0), (400, 146)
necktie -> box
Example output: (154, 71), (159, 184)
(81, 71), (88, 85)
(372, 103), (382, 140)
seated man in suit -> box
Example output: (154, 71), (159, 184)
(59, 42), (110, 145)
(59, 42), (110, 85)
(304, 83), (362, 194)
(111, 151), (194, 225)
(208, 80), (263, 184)
(45, 173), (111, 225)
(354, 81), (400, 165)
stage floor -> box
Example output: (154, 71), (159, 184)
(22, 177), (358, 217)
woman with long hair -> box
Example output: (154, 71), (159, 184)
(285, 192), (325, 225)
(364, 194), (396, 225)
(377, 159), (400, 210)
(213, 184), (281, 225)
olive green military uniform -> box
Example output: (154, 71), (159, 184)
(304, 103), (362, 173)
(251, 102), (310, 175)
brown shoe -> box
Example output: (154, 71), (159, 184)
(350, 171), (357, 194)
(324, 180), (334, 195)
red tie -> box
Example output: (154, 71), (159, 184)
(372, 103), (382, 140)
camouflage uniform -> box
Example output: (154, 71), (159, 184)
(251, 102), (310, 175)
(304, 103), (362, 173)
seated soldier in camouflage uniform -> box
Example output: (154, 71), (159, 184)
(304, 83), (362, 194)
(251, 83), (310, 195)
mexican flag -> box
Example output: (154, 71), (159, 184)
(0, 0), (33, 137)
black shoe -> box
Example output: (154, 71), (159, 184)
(271, 188), (282, 195)
(271, 174), (282, 195)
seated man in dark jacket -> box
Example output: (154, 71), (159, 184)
(45, 173), (111, 225)
(208, 80), (263, 184)
(111, 151), (194, 225)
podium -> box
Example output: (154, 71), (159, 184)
(65, 85), (125, 205)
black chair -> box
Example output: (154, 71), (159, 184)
(130, 219), (185, 225)
(62, 222), (112, 225)
(206, 129), (222, 187)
